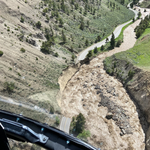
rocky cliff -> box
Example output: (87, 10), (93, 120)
(104, 55), (150, 149)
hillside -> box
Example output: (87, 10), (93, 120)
(0, 0), (136, 149)
(140, 0), (150, 8)
(0, 0), (134, 113)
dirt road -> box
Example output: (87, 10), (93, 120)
(60, 9), (148, 150)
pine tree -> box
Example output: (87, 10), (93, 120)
(97, 35), (101, 42)
(106, 37), (109, 43)
(86, 50), (92, 58)
(62, 30), (66, 43)
(116, 39), (122, 47)
(94, 47), (98, 54)
(110, 32), (115, 49)
(75, 113), (86, 134)
(101, 45), (104, 51)
(80, 21), (85, 30)
(85, 39), (89, 46)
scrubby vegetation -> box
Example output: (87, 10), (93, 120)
(70, 113), (90, 140)
(20, 16), (24, 23)
(0, 50), (3, 56)
(55, 116), (60, 126)
(140, 0), (150, 8)
(135, 15), (150, 38)
(4, 82), (15, 93)
(77, 130), (91, 141)
(20, 48), (26, 53)
(36, 21), (42, 29)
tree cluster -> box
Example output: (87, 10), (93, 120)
(70, 113), (86, 134)
(130, 0), (139, 8)
(95, 35), (101, 43)
(41, 26), (55, 54)
(135, 15), (150, 38)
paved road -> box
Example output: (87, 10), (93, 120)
(77, 4), (138, 61)
(0, 95), (72, 134)
(60, 116), (71, 134)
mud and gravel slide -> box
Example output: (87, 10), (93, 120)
(60, 8), (150, 150)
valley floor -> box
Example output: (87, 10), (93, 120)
(60, 7), (150, 149)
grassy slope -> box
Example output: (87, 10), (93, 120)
(105, 26), (150, 70)
(140, 0), (150, 8)
(86, 20), (133, 58)
(41, 0), (134, 52)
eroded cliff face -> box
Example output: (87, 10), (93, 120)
(104, 57), (150, 149)
(127, 71), (150, 149)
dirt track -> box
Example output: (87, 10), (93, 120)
(60, 8), (150, 150)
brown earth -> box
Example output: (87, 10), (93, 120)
(60, 8), (150, 150)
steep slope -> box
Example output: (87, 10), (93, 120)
(0, 0), (134, 114)
(0, 0), (70, 115)
(60, 11), (146, 149)
(0, 0), (136, 149)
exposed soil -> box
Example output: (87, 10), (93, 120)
(60, 8), (149, 150)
